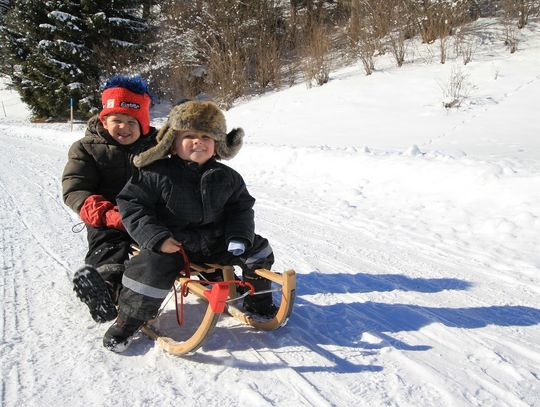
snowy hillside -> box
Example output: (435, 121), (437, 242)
(1, 19), (539, 407)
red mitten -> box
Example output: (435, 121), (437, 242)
(79, 195), (114, 228)
(104, 206), (126, 232)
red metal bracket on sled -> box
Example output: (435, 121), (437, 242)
(174, 280), (255, 326)
(203, 283), (230, 313)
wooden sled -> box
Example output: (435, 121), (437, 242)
(141, 264), (296, 356)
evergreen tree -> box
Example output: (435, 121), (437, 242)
(0, 0), (11, 17)
(0, 0), (15, 75)
(0, 0), (150, 120)
(0, 1), (48, 87)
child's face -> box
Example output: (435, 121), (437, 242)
(103, 113), (141, 145)
(173, 130), (215, 165)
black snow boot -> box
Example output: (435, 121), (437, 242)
(243, 276), (278, 318)
(73, 266), (118, 323)
(103, 318), (145, 353)
(96, 264), (124, 305)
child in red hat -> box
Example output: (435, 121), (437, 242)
(62, 75), (157, 323)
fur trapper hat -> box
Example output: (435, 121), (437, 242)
(133, 101), (244, 168)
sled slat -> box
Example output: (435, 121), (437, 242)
(254, 268), (285, 284)
(142, 304), (219, 355)
(189, 264), (210, 273)
(222, 267), (238, 297)
(178, 278), (208, 299)
(228, 269), (296, 331)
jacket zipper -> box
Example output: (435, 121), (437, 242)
(200, 168), (219, 224)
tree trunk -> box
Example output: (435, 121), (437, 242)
(142, 0), (152, 20)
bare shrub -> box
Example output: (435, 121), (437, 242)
(419, 41), (436, 64)
(345, 0), (416, 69)
(302, 23), (331, 87)
(502, 20), (519, 53)
(499, 2), (520, 54)
(439, 35), (449, 64)
(206, 42), (249, 109)
(361, 0), (394, 39)
(498, 0), (540, 52)
(152, 0), (286, 107)
(406, 0), (478, 64)
(385, 1), (411, 67)
(387, 27), (407, 67)
(158, 63), (205, 103)
(252, 36), (282, 91)
(460, 37), (476, 64)
(500, 0), (540, 29)
(409, 0), (475, 44)
(399, 0), (480, 66)
(346, 1), (377, 75)
(245, 1), (286, 92)
(454, 27), (476, 65)
(440, 64), (470, 108)
(357, 31), (377, 75)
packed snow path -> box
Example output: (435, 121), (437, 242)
(2, 20), (540, 403)
(0, 119), (539, 406)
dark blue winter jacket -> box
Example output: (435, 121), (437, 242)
(117, 155), (255, 255)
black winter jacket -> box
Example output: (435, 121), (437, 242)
(62, 115), (157, 212)
(117, 155), (255, 256)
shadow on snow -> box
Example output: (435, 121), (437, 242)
(295, 271), (473, 295)
(128, 271), (540, 374)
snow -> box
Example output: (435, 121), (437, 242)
(1, 19), (540, 407)
(108, 17), (148, 31)
(0, 79), (31, 121)
(48, 11), (79, 22)
(48, 11), (82, 32)
(110, 39), (137, 48)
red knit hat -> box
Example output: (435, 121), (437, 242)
(99, 76), (152, 135)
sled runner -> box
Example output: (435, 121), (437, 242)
(140, 263), (296, 356)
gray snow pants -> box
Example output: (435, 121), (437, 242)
(85, 226), (134, 300)
(117, 235), (274, 321)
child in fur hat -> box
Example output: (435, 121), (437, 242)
(62, 75), (157, 324)
(103, 100), (276, 352)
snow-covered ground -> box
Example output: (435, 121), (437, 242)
(1, 19), (539, 407)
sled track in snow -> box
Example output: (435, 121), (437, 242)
(256, 197), (540, 298)
(0, 193), (40, 406)
(0, 176), (72, 277)
(0, 131), (82, 406)
(0, 132), (75, 275)
(1, 120), (539, 405)
(254, 196), (540, 406)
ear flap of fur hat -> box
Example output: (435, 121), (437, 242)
(133, 124), (176, 168)
(215, 128), (244, 160)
